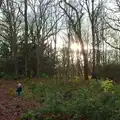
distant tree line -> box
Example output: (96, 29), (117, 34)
(0, 0), (120, 80)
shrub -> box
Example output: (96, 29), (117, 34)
(22, 85), (120, 120)
(88, 79), (101, 93)
(28, 81), (36, 90)
(101, 79), (114, 92)
(0, 72), (7, 77)
(23, 78), (31, 84)
(22, 79), (120, 120)
(72, 76), (79, 82)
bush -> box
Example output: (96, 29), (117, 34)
(0, 72), (7, 77)
(22, 79), (120, 120)
(2, 75), (13, 80)
(72, 76), (79, 82)
(0, 72), (17, 80)
(22, 84), (120, 120)
(88, 79), (101, 93)
(101, 79), (114, 92)
(28, 81), (36, 90)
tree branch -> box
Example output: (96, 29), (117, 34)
(104, 37), (120, 50)
(106, 22), (120, 32)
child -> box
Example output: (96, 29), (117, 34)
(16, 83), (22, 96)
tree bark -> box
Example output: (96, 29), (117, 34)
(67, 32), (70, 80)
(35, 46), (41, 77)
(92, 25), (96, 72)
(76, 32), (88, 80)
(91, 0), (95, 72)
(0, 0), (3, 7)
(96, 27), (100, 71)
(24, 0), (28, 77)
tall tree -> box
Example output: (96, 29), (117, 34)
(28, 0), (63, 77)
(85, 0), (103, 72)
(24, 0), (28, 77)
(59, 0), (89, 80)
(0, 0), (22, 76)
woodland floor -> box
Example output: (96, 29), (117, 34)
(0, 80), (39, 120)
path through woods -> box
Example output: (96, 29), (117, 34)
(0, 80), (38, 120)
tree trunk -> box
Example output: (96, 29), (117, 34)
(77, 21), (88, 80)
(67, 33), (70, 80)
(12, 40), (18, 77)
(91, 0), (95, 72)
(36, 57), (40, 77)
(77, 33), (88, 80)
(0, 0), (3, 7)
(24, 0), (28, 77)
(77, 58), (81, 77)
(83, 53), (89, 80)
(35, 46), (41, 77)
(96, 28), (100, 72)
(92, 25), (96, 72)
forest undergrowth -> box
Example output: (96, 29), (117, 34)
(20, 77), (120, 120)
(1, 77), (120, 120)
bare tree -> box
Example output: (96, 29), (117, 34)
(100, 0), (120, 64)
(59, 0), (89, 80)
(84, 0), (103, 72)
(0, 0), (22, 77)
(28, 0), (63, 77)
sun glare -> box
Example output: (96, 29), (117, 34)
(71, 43), (81, 51)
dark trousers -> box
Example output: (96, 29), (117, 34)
(17, 91), (21, 96)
